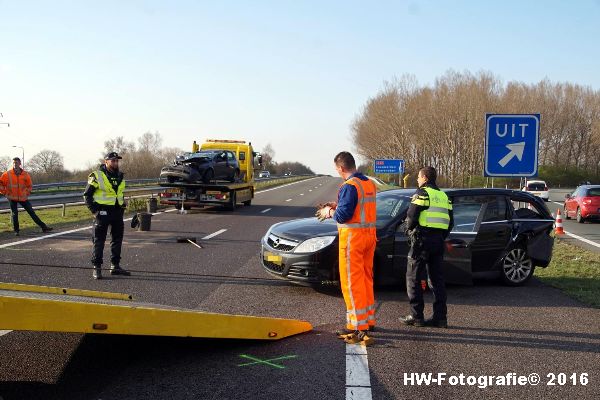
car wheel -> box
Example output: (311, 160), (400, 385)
(576, 207), (585, 223)
(501, 247), (535, 286)
(564, 205), (570, 220)
(202, 169), (214, 184)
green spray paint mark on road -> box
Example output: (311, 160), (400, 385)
(237, 354), (298, 369)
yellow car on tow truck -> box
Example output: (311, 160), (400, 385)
(159, 139), (262, 211)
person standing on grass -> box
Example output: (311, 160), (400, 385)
(0, 157), (53, 236)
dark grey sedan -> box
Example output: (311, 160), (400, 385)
(160, 150), (240, 184)
(261, 188), (555, 287)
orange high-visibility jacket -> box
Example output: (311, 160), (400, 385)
(0, 169), (33, 202)
(337, 176), (377, 330)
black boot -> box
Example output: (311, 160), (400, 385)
(110, 264), (131, 276)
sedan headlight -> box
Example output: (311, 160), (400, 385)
(293, 236), (336, 253)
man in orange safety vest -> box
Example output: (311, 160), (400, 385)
(317, 151), (377, 346)
(0, 157), (53, 236)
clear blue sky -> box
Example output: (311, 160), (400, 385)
(1, 0), (599, 175)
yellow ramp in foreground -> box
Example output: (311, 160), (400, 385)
(0, 283), (312, 340)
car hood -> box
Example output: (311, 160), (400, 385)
(269, 218), (338, 241)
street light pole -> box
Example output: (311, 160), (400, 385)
(12, 145), (24, 168)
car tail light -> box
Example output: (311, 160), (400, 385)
(544, 186), (548, 191)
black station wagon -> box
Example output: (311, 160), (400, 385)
(261, 188), (555, 287)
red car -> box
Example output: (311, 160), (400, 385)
(564, 185), (600, 223)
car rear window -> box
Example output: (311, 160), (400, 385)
(587, 188), (600, 196)
(526, 183), (546, 191)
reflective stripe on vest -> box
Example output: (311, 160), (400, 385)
(337, 177), (377, 229)
(5, 170), (28, 201)
(416, 187), (451, 230)
(92, 170), (125, 206)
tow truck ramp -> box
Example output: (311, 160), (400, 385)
(0, 283), (312, 340)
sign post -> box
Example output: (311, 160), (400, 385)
(484, 114), (540, 177)
(374, 159), (404, 174)
(374, 159), (404, 186)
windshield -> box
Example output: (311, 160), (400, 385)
(526, 183), (546, 191)
(376, 192), (411, 228)
(586, 188), (600, 196)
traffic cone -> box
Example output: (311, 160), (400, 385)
(555, 209), (565, 235)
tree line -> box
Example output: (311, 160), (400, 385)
(259, 143), (314, 175)
(1, 134), (315, 184)
(0, 132), (183, 183)
(352, 71), (600, 187)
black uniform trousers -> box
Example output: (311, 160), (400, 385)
(92, 207), (124, 266)
(406, 230), (447, 320)
(9, 199), (46, 232)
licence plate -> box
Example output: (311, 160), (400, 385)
(166, 188), (182, 193)
(263, 251), (282, 265)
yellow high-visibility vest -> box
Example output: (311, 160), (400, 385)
(89, 170), (125, 206)
(412, 187), (451, 230)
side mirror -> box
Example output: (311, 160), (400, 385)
(257, 155), (263, 166)
(565, 194), (571, 199)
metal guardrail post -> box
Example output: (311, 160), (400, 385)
(62, 204), (66, 217)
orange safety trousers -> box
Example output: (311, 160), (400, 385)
(339, 227), (376, 331)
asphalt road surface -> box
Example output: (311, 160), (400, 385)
(1, 177), (599, 400)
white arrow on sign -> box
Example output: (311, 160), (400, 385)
(498, 142), (525, 167)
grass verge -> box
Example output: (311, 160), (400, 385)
(534, 239), (600, 308)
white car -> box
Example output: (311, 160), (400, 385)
(258, 170), (270, 178)
(522, 180), (549, 201)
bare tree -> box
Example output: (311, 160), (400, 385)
(351, 70), (600, 187)
(0, 156), (11, 172)
(27, 150), (67, 183)
(261, 143), (276, 171)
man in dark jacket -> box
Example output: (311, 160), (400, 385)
(83, 152), (130, 279)
(400, 166), (453, 328)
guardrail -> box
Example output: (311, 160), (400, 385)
(32, 178), (159, 191)
(0, 187), (164, 216)
(1, 174), (315, 215)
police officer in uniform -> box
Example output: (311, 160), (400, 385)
(83, 152), (131, 279)
(400, 166), (453, 328)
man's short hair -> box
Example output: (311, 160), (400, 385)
(12, 157), (21, 162)
(334, 151), (356, 170)
(420, 166), (437, 183)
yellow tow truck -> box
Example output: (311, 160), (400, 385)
(159, 139), (262, 211)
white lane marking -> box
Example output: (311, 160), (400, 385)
(260, 208), (272, 213)
(285, 199), (292, 202)
(553, 201), (563, 206)
(300, 193), (304, 196)
(346, 343), (372, 399)
(0, 210), (169, 249)
(0, 330), (11, 337)
(309, 189), (313, 192)
(202, 229), (227, 240)
(564, 231), (600, 249)
(0, 225), (93, 249)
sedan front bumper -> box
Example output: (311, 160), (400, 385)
(260, 237), (338, 285)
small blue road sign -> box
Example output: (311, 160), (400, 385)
(374, 159), (404, 174)
(484, 114), (540, 177)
